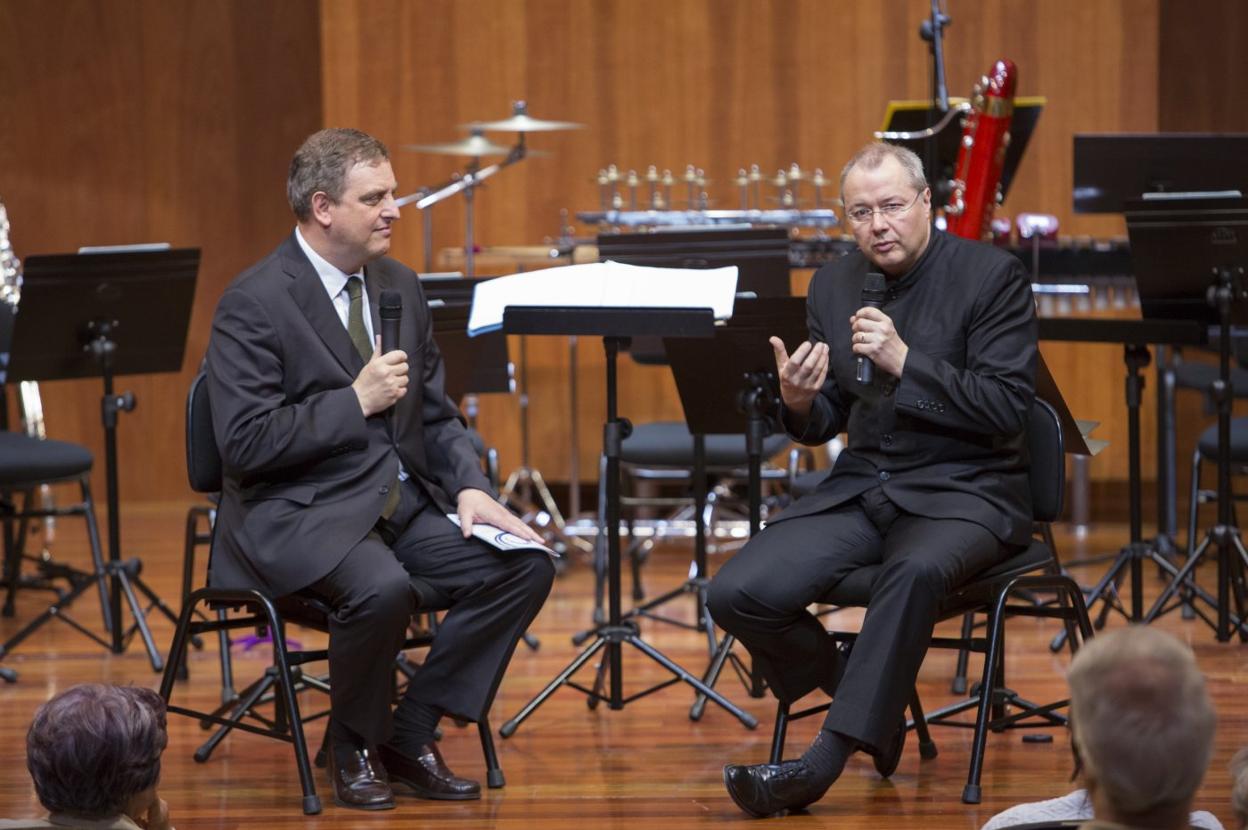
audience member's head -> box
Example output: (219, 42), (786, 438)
(1231, 746), (1248, 829)
(25, 684), (168, 820)
(1067, 625), (1216, 829)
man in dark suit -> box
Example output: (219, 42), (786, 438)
(206, 128), (555, 811)
(709, 141), (1037, 817)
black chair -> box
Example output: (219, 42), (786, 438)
(0, 430), (113, 681)
(767, 398), (1094, 804)
(160, 372), (504, 815)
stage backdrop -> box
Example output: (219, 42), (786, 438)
(1, 0), (1243, 524)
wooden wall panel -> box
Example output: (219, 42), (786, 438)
(321, 0), (1165, 489)
(0, 2), (322, 508)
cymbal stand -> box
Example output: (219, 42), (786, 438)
(396, 141), (529, 278)
(1145, 266), (1248, 640)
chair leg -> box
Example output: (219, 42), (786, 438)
(1184, 449), (1204, 619)
(768, 702), (790, 764)
(79, 480), (114, 637)
(962, 590), (1010, 805)
(951, 611), (973, 694)
(478, 716), (505, 789)
(264, 606), (322, 816)
(908, 692), (938, 760)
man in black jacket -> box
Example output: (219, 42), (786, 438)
(709, 141), (1037, 816)
(206, 129), (554, 811)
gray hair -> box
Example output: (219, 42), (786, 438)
(1232, 746), (1248, 829)
(287, 128), (390, 222)
(1067, 626), (1215, 820)
(26, 684), (168, 819)
(839, 142), (928, 201)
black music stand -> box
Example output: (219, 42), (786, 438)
(499, 306), (758, 735)
(660, 298), (808, 720)
(878, 98), (1043, 205)
(1127, 195), (1248, 640)
(1075, 133), (1248, 553)
(4, 248), (199, 670)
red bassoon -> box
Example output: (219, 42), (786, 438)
(945, 59), (1018, 241)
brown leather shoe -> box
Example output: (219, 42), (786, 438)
(330, 746), (395, 811)
(377, 741), (481, 801)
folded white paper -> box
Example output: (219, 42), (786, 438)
(466, 260), (739, 336)
(445, 514), (560, 558)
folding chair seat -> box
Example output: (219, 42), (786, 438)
(0, 430), (111, 679)
(160, 372), (504, 815)
(766, 398), (1094, 804)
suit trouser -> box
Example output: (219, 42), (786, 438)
(706, 486), (1006, 752)
(307, 485), (556, 746)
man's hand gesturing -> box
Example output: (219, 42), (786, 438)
(352, 336), (409, 417)
(770, 336), (829, 421)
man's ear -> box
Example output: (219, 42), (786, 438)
(310, 191), (334, 229)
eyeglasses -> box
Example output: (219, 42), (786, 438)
(844, 190), (923, 225)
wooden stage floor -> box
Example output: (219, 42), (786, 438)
(0, 502), (1244, 829)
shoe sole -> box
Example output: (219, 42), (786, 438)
(389, 774), (482, 801)
(332, 796), (395, 811)
(721, 767), (781, 819)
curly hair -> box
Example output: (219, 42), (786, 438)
(26, 684), (168, 819)
(287, 128), (390, 222)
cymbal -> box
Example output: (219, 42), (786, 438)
(404, 132), (513, 157)
(464, 100), (584, 133)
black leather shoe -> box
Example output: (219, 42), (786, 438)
(869, 714), (907, 778)
(378, 741), (481, 801)
(722, 759), (829, 818)
(330, 747), (395, 811)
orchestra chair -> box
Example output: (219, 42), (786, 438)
(161, 372), (504, 816)
(767, 398), (1094, 804)
(0, 430), (113, 681)
(618, 422), (794, 588)
(1176, 416), (1248, 622)
(1158, 344), (1248, 555)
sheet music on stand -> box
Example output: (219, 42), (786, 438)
(466, 260), (738, 336)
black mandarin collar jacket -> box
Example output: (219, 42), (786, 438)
(775, 230), (1039, 546)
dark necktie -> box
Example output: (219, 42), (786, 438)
(345, 276), (401, 521)
(345, 276), (373, 361)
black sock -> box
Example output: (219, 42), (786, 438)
(330, 718), (367, 766)
(799, 729), (855, 785)
(389, 701), (444, 757)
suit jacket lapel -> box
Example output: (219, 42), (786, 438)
(281, 234), (364, 376)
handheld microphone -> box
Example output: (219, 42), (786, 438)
(856, 272), (887, 385)
(379, 290), (402, 354)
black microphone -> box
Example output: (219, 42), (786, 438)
(856, 272), (887, 385)
(379, 290), (402, 354)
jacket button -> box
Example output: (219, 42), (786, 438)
(882, 434), (893, 446)
(879, 471), (890, 481)
(379, 485), (389, 495)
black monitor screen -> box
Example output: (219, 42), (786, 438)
(1074, 134), (1248, 214)
(1125, 195), (1248, 325)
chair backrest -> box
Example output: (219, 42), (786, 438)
(186, 371), (223, 494)
(1028, 397), (1065, 523)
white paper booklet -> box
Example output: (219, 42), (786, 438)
(466, 260), (739, 336)
(445, 514), (560, 558)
